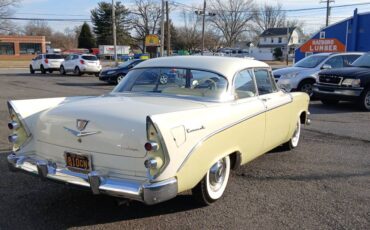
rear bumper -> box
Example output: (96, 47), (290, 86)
(7, 153), (178, 205)
(80, 65), (102, 73)
(313, 84), (363, 101)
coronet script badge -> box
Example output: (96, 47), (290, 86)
(64, 119), (101, 138)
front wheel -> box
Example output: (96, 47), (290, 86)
(116, 74), (125, 84)
(282, 119), (301, 150)
(359, 87), (370, 111)
(192, 155), (230, 205)
(298, 80), (315, 97)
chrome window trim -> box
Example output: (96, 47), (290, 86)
(232, 67), (259, 100)
(176, 100), (292, 173)
(113, 66), (230, 94)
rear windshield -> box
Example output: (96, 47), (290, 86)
(82, 55), (98, 61)
(113, 68), (229, 100)
(45, 54), (63, 59)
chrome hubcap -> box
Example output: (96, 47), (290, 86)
(209, 159), (226, 191)
(117, 75), (124, 83)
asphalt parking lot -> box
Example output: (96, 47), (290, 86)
(0, 69), (369, 229)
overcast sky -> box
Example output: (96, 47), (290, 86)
(14, 0), (370, 34)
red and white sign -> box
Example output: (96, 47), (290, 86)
(300, 38), (346, 53)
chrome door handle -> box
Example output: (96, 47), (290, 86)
(261, 98), (271, 102)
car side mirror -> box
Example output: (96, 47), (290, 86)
(321, 64), (332, 70)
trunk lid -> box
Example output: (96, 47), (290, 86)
(36, 94), (206, 158)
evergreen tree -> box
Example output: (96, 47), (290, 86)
(78, 22), (96, 49)
(91, 1), (132, 46)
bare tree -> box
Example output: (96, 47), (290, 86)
(176, 10), (201, 51)
(131, 0), (162, 51)
(255, 3), (286, 32)
(0, 0), (20, 34)
(23, 20), (53, 37)
(209, 0), (256, 47)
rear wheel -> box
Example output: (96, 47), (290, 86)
(60, 66), (66, 75)
(298, 79), (315, 97)
(359, 87), (370, 111)
(192, 155), (230, 205)
(29, 65), (35, 74)
(321, 99), (339, 105)
(40, 65), (46, 74)
(74, 66), (82, 76)
(282, 119), (301, 150)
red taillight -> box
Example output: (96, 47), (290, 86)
(44, 59), (49, 64)
(80, 60), (85, 65)
(144, 142), (159, 151)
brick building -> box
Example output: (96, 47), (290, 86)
(0, 35), (46, 60)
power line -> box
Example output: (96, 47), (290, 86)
(171, 1), (370, 13)
(0, 17), (91, 22)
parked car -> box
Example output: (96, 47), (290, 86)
(30, 54), (65, 74)
(99, 59), (144, 84)
(313, 52), (370, 111)
(6, 56), (310, 205)
(273, 52), (363, 97)
(60, 54), (102, 76)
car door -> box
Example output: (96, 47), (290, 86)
(231, 69), (266, 162)
(254, 68), (292, 152)
(34, 55), (42, 69)
(65, 55), (74, 71)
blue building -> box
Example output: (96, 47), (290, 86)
(295, 9), (370, 62)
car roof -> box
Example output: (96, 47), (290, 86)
(134, 56), (269, 79)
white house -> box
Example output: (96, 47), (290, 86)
(249, 27), (302, 61)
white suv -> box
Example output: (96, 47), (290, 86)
(273, 52), (363, 97)
(60, 54), (102, 76)
(30, 54), (65, 74)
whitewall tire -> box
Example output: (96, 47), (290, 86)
(282, 119), (301, 150)
(192, 155), (231, 205)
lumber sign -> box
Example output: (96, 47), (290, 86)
(300, 38), (346, 53)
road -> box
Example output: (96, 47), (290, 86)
(0, 69), (369, 229)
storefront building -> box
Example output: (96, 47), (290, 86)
(0, 35), (46, 59)
(295, 9), (370, 62)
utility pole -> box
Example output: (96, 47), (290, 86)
(321, 0), (335, 27)
(286, 26), (289, 66)
(112, 0), (118, 66)
(201, 0), (206, 56)
(166, 1), (170, 56)
(160, 0), (165, 57)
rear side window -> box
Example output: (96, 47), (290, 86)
(234, 69), (256, 99)
(45, 54), (63, 59)
(324, 56), (343, 68)
(82, 55), (98, 61)
(254, 69), (277, 95)
(343, 55), (361, 67)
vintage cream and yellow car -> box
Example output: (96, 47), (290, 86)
(7, 56), (310, 205)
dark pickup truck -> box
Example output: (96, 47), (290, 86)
(313, 53), (370, 111)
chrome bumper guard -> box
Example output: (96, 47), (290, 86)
(7, 153), (177, 205)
